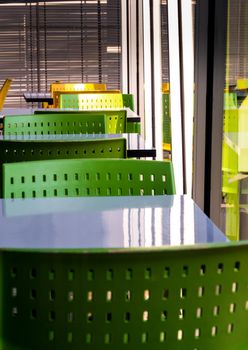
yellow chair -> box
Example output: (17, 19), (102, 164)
(162, 82), (170, 93)
(50, 82), (107, 93)
(43, 82), (107, 108)
(0, 78), (12, 110)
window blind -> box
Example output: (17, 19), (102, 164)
(161, 0), (169, 84)
(0, 0), (121, 107)
(227, 0), (248, 86)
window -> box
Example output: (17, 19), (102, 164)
(0, 0), (121, 107)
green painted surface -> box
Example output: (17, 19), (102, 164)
(0, 138), (127, 163)
(4, 114), (107, 136)
(1, 243), (248, 349)
(162, 93), (171, 145)
(3, 159), (175, 198)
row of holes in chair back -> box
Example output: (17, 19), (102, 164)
(3, 159), (175, 198)
(3, 244), (248, 348)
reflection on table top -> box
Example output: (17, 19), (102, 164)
(0, 133), (155, 158)
(24, 92), (51, 98)
(35, 107), (140, 122)
(23, 92), (53, 104)
(0, 195), (227, 249)
(1, 107), (140, 122)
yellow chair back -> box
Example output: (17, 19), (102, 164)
(0, 78), (12, 110)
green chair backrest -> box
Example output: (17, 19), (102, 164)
(0, 138), (127, 163)
(122, 93), (135, 111)
(59, 93), (124, 110)
(34, 110), (127, 134)
(59, 92), (135, 113)
(2, 159), (175, 199)
(2, 242), (248, 349)
(162, 92), (171, 145)
(121, 94), (140, 132)
(3, 114), (107, 136)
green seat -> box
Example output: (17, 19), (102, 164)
(0, 138), (127, 163)
(3, 113), (108, 136)
(2, 159), (175, 198)
(2, 242), (248, 349)
(34, 110), (127, 134)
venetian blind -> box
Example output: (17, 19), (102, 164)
(227, 0), (248, 86)
(161, 1), (169, 84)
(0, 0), (121, 107)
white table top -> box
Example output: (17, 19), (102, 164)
(0, 195), (227, 250)
(1, 107), (139, 121)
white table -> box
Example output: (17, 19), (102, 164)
(0, 195), (227, 249)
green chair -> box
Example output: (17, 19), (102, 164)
(122, 93), (135, 111)
(34, 110), (127, 134)
(58, 92), (136, 133)
(2, 159), (175, 199)
(162, 92), (171, 150)
(3, 113), (108, 136)
(2, 241), (248, 349)
(59, 92), (124, 110)
(0, 138), (127, 163)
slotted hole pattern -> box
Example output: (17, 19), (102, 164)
(5, 250), (248, 348)
(3, 159), (175, 199)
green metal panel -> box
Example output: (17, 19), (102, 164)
(35, 109), (134, 134)
(237, 96), (248, 173)
(225, 193), (240, 242)
(34, 110), (127, 134)
(2, 159), (175, 198)
(126, 122), (140, 134)
(59, 93), (124, 110)
(222, 92), (238, 176)
(222, 92), (239, 241)
(122, 94), (135, 111)
(2, 242), (248, 349)
(3, 114), (107, 136)
(162, 93), (171, 145)
(0, 138), (127, 163)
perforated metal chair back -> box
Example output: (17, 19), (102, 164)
(50, 82), (107, 93)
(59, 93), (124, 110)
(122, 93), (135, 111)
(2, 159), (175, 199)
(34, 110), (127, 134)
(0, 138), (127, 164)
(42, 83), (108, 108)
(2, 242), (248, 349)
(3, 113), (107, 135)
